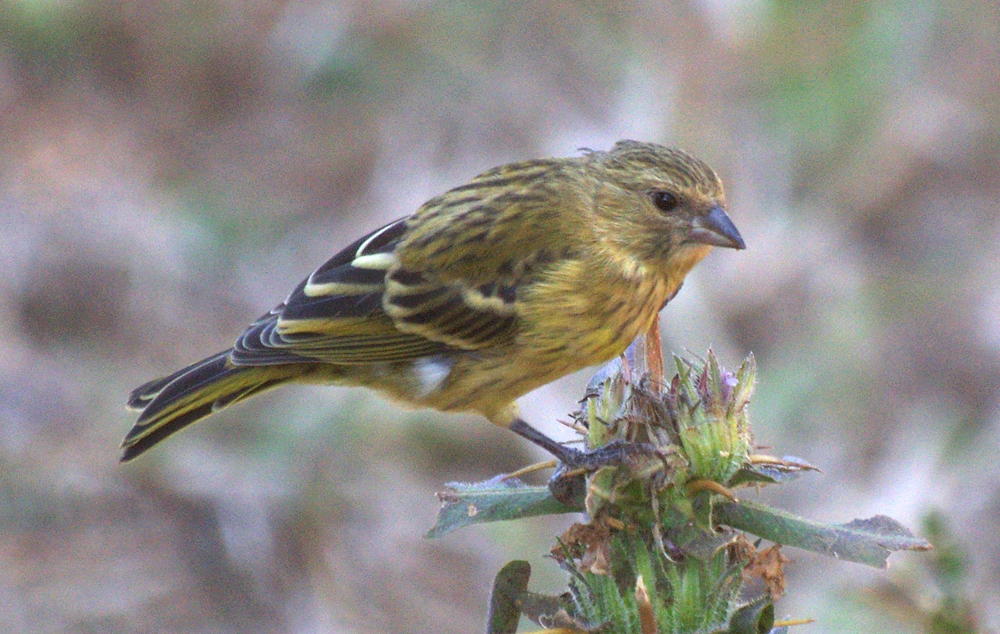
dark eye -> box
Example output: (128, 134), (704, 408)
(651, 191), (680, 213)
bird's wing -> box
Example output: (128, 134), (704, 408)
(230, 218), (444, 365)
(384, 159), (584, 349)
(229, 201), (535, 366)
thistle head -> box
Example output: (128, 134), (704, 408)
(665, 350), (756, 485)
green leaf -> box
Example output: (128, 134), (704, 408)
(716, 500), (932, 568)
(486, 561), (532, 634)
(728, 599), (774, 634)
(426, 477), (578, 538)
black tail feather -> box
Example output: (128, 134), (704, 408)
(127, 350), (231, 409)
(122, 351), (298, 461)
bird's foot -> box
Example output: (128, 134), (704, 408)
(546, 440), (664, 506)
(556, 438), (660, 471)
(509, 418), (659, 470)
(509, 419), (667, 506)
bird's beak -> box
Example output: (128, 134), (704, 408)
(688, 206), (745, 250)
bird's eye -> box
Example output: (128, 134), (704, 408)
(651, 191), (680, 213)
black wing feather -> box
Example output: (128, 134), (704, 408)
(231, 218), (451, 365)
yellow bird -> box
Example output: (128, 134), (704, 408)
(123, 140), (744, 463)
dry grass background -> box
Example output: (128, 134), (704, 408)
(1, 1), (998, 632)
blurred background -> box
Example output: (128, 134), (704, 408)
(1, 0), (997, 632)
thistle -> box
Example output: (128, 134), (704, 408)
(579, 350), (757, 536)
(429, 344), (931, 634)
(545, 350), (769, 633)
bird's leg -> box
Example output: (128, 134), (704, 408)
(509, 418), (584, 463)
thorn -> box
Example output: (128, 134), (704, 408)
(686, 478), (738, 502)
(499, 460), (559, 481)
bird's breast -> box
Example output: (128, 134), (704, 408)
(518, 259), (674, 368)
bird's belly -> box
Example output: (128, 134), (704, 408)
(428, 272), (672, 415)
(354, 270), (673, 418)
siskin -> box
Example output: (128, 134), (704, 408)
(122, 140), (744, 463)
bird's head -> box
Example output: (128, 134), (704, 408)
(589, 140), (744, 278)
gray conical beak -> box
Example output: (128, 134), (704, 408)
(689, 206), (745, 250)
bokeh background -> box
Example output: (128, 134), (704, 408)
(2, 0), (998, 632)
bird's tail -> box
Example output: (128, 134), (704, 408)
(122, 351), (302, 462)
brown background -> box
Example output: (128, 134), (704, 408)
(1, 1), (998, 632)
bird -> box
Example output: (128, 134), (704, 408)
(122, 140), (744, 464)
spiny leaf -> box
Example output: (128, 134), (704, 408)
(716, 500), (932, 568)
(427, 477), (576, 538)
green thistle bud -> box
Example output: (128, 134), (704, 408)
(666, 350), (756, 487)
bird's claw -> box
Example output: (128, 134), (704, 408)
(546, 439), (662, 506)
(555, 439), (660, 471)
